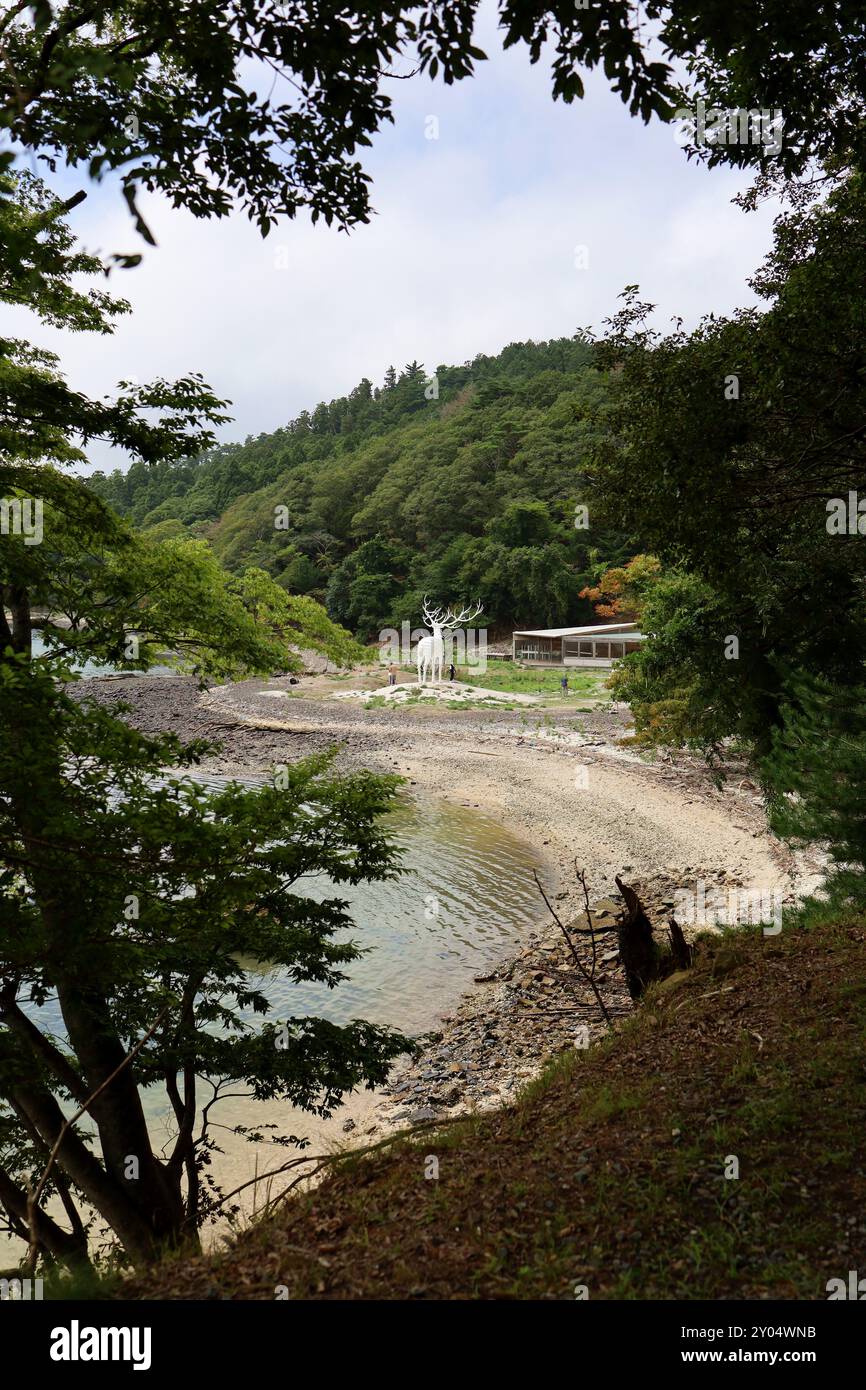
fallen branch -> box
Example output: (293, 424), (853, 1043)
(575, 863), (598, 977)
(250, 1112), (470, 1219)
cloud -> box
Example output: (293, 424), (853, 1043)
(8, 28), (782, 472)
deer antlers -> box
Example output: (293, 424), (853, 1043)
(420, 596), (483, 630)
(442, 600), (483, 628)
(420, 597), (447, 627)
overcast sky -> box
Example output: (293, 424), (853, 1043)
(12, 7), (781, 472)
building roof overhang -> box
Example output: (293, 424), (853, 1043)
(512, 622), (642, 639)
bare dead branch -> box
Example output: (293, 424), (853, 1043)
(532, 870), (612, 1027)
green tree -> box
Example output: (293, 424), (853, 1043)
(0, 175), (405, 1271)
(586, 174), (866, 756)
(486, 499), (554, 548)
(278, 551), (324, 597)
(325, 537), (412, 638)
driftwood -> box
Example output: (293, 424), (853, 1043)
(615, 876), (694, 1000)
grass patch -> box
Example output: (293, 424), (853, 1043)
(465, 659), (610, 701)
(122, 916), (866, 1302)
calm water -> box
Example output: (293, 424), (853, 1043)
(24, 771), (548, 1085)
(235, 791), (548, 1037)
(30, 631), (178, 678)
(186, 785), (550, 1213)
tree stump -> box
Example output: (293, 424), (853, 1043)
(615, 876), (693, 1000)
(615, 876), (657, 1000)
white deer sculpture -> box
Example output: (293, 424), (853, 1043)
(415, 598), (483, 684)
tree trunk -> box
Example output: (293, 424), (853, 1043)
(56, 980), (188, 1251)
(10, 1079), (161, 1267)
(615, 877), (695, 999)
(0, 1166), (89, 1269)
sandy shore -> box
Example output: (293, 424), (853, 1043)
(81, 673), (811, 895)
(74, 674), (823, 1229)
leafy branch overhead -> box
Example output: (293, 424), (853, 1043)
(1, 1), (863, 255)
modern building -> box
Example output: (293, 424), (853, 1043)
(511, 621), (646, 668)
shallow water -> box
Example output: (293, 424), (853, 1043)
(181, 785), (552, 1221)
(26, 778), (546, 1050)
(30, 632), (178, 678)
(232, 790), (549, 1037)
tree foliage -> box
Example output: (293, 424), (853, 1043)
(2, 0), (863, 261)
(764, 673), (866, 908)
(0, 172), (403, 1272)
(89, 339), (634, 635)
(585, 175), (866, 756)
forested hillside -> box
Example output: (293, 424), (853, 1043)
(87, 338), (634, 636)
